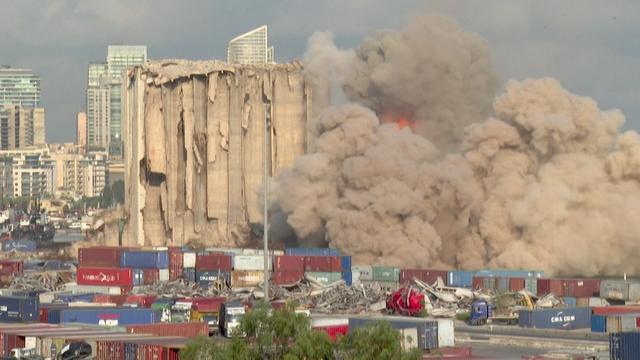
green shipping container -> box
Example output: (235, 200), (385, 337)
(305, 272), (342, 285)
(372, 267), (400, 282)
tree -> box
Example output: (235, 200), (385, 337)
(181, 302), (422, 360)
(112, 180), (125, 204)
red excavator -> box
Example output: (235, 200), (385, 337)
(386, 286), (425, 316)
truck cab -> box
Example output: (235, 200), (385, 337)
(171, 299), (193, 323)
(219, 301), (246, 337)
(469, 299), (493, 325)
(151, 298), (175, 322)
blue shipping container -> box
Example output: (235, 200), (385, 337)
(0, 296), (38, 322)
(341, 256), (352, 271)
(196, 270), (231, 287)
(60, 308), (161, 326)
(518, 307), (591, 330)
(54, 293), (96, 303)
(2, 239), (37, 252)
(183, 268), (196, 283)
(610, 332), (640, 360)
(447, 271), (473, 287)
(285, 248), (340, 256)
(342, 272), (352, 286)
(120, 250), (169, 269)
(563, 297), (577, 307)
(591, 314), (606, 333)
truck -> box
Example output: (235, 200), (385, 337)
(190, 297), (226, 335)
(219, 301), (246, 337)
(469, 292), (534, 326)
(151, 297), (175, 322)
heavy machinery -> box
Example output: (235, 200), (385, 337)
(386, 286), (425, 316)
(469, 291), (534, 326)
(219, 301), (246, 337)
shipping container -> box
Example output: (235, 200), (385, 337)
(518, 307), (591, 329)
(342, 272), (352, 286)
(271, 271), (304, 285)
(476, 269), (544, 279)
(54, 293), (96, 303)
(372, 266), (400, 282)
(133, 269), (144, 286)
(273, 255), (305, 272)
(239, 248), (284, 256)
(285, 248), (340, 256)
(629, 283), (640, 302)
(183, 268), (196, 283)
(60, 308), (161, 326)
(313, 325), (348, 342)
(0, 260), (23, 275)
(348, 317), (439, 350)
(563, 297), (577, 307)
(577, 297), (608, 307)
(77, 267), (133, 286)
(399, 269), (447, 285)
(196, 270), (231, 286)
(233, 255), (272, 271)
(159, 269), (169, 281)
(610, 332), (640, 360)
(0, 296), (38, 322)
(183, 252), (196, 268)
(593, 306), (640, 316)
(67, 284), (131, 295)
(93, 295), (128, 306)
(120, 251), (169, 269)
(605, 313), (640, 333)
(352, 265), (373, 281)
(126, 322), (207, 337)
(591, 314), (606, 333)
(600, 280), (631, 300)
(340, 256), (352, 271)
(304, 256), (342, 272)
(509, 278), (526, 291)
(195, 253), (232, 271)
(435, 319), (455, 347)
(1, 239), (36, 252)
(168, 247), (183, 281)
(123, 295), (157, 308)
(525, 277), (537, 295)
(305, 272), (342, 286)
(78, 247), (126, 268)
(447, 271), (474, 287)
(142, 269), (159, 285)
(231, 270), (264, 287)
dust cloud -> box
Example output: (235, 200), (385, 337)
(273, 14), (640, 276)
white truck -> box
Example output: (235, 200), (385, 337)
(219, 301), (246, 337)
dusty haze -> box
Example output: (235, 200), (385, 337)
(273, 14), (640, 276)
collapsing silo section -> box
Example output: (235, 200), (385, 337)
(122, 60), (312, 247)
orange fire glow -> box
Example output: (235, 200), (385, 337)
(380, 110), (416, 131)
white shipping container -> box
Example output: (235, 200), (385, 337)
(231, 270), (265, 287)
(206, 247), (243, 255)
(352, 265), (373, 281)
(39, 291), (64, 304)
(399, 328), (418, 351)
(66, 283), (125, 295)
(241, 249), (285, 256)
(159, 269), (169, 281)
(311, 317), (349, 327)
(436, 318), (455, 347)
(629, 283), (640, 302)
(183, 252), (196, 268)
(233, 255), (272, 271)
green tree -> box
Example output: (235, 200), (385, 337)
(337, 321), (421, 360)
(101, 184), (113, 208)
(112, 180), (125, 204)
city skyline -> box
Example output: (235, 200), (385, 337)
(1, 1), (639, 143)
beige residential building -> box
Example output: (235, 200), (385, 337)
(76, 112), (87, 149)
(33, 108), (45, 147)
(0, 105), (45, 150)
(49, 145), (107, 198)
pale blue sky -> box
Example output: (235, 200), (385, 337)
(1, 0), (638, 142)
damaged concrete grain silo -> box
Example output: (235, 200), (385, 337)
(122, 60), (312, 247)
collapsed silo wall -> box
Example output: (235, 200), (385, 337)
(123, 60), (311, 247)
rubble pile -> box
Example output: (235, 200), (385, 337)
(10, 271), (71, 292)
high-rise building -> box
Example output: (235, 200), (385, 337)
(107, 46), (147, 158)
(0, 148), (54, 198)
(227, 25), (275, 65)
(86, 62), (111, 151)
(86, 47), (147, 157)
(0, 105), (45, 150)
(0, 67), (41, 108)
(76, 112), (87, 149)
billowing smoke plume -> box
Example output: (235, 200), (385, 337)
(341, 14), (498, 150)
(273, 14), (640, 276)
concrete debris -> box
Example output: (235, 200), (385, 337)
(535, 293), (567, 309)
(129, 279), (233, 299)
(9, 271), (72, 292)
(119, 60), (313, 248)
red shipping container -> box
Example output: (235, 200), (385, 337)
(0, 260), (23, 275)
(77, 267), (133, 286)
(96, 340), (124, 360)
(564, 279), (601, 297)
(93, 294), (128, 306)
(313, 325), (349, 342)
(168, 247), (183, 281)
(143, 269), (159, 285)
(78, 247), (126, 268)
(593, 306), (640, 316)
(272, 270), (305, 285)
(274, 255), (305, 272)
(126, 322), (208, 338)
(536, 278), (564, 296)
(509, 278), (526, 291)
(304, 256), (341, 272)
(123, 294), (157, 308)
(195, 254), (232, 271)
(399, 269), (448, 285)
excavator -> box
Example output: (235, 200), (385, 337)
(468, 291), (534, 325)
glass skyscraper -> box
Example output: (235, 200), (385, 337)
(227, 25), (275, 65)
(0, 67), (41, 108)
